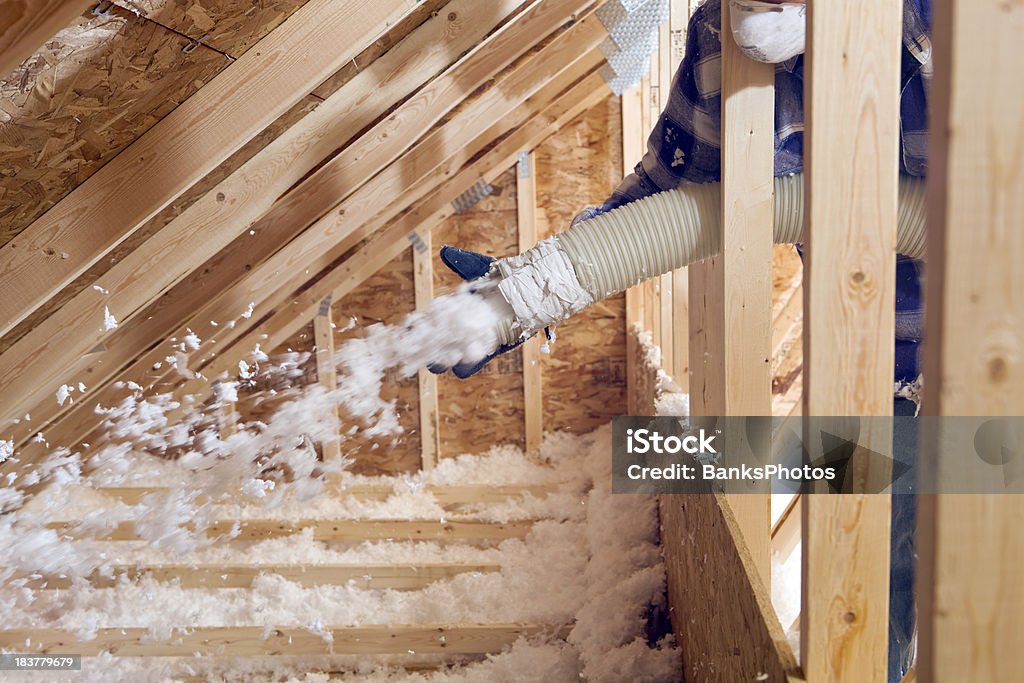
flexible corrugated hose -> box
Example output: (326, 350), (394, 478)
(494, 173), (927, 344)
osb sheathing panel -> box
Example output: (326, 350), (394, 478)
(433, 166), (526, 458)
(0, 10), (227, 245)
(535, 95), (627, 433)
(235, 320), (316, 428)
(114, 0), (312, 56)
(331, 249), (421, 476)
(0, 1), (441, 352)
(0, 95), (320, 354)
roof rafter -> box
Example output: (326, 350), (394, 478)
(8, 62), (608, 478)
(0, 0), (418, 337)
(1, 10), (609, 485)
(174, 26), (608, 395)
(279, 72), (612, 334)
(0, 0), (576, 432)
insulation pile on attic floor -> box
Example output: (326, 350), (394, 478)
(3, 426), (680, 682)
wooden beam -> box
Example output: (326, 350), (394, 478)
(660, 494), (802, 681)
(312, 295), (341, 461)
(0, 0), (596, 444)
(670, 267), (689, 386)
(49, 518), (534, 543)
(0, 624), (572, 657)
(413, 231), (440, 470)
(20, 563), (500, 590)
(718, 0), (775, 585)
(223, 71), (609, 372)
(621, 83), (647, 414)
(252, 0), (597, 263)
(3, 62), (607, 487)
(669, 4), (775, 670)
(917, 1), (1024, 681)
(647, 21), (674, 377)
(98, 483), (559, 507)
(234, 72), (610, 366)
(180, 40), (607, 390)
(0, 1), (92, 79)
(0, 0), (418, 338)
(801, 1), (902, 680)
(667, 0), (692, 393)
(516, 151), (543, 454)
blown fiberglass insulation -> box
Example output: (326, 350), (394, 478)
(4, 427), (681, 682)
(1, 284), (514, 581)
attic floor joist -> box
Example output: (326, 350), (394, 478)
(20, 563), (502, 590)
(1, 624), (572, 657)
(98, 483), (560, 506)
(48, 518), (535, 543)
(0, 0), (419, 338)
(0, 0), (599, 451)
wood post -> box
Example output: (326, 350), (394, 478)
(917, 0), (1024, 680)
(667, 0), (690, 390)
(801, 1), (902, 680)
(622, 83), (647, 415)
(312, 295), (341, 462)
(714, 0), (776, 587)
(516, 151), (543, 454)
(413, 231), (440, 470)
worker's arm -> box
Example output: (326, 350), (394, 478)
(430, 0), (810, 377)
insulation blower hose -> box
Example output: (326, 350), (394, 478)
(492, 173), (927, 345)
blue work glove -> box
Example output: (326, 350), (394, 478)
(429, 246), (544, 379)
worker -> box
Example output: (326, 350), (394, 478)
(432, 1), (930, 680)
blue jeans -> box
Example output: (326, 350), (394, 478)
(889, 397), (918, 682)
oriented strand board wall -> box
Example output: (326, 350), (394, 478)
(229, 96), (627, 469)
(433, 167), (526, 458)
(332, 249), (421, 475)
(535, 95), (627, 432)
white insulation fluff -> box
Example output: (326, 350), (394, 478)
(2, 285), (680, 681)
(4, 427), (681, 682)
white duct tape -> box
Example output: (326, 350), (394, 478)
(495, 238), (595, 337)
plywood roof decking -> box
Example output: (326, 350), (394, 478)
(0, 1), (95, 78)
(535, 97), (627, 433)
(0, 2), (447, 354)
(0, 0), (624, 487)
(0, 6), (227, 243)
(0, 0), (323, 238)
(331, 248), (421, 475)
(111, 0), (311, 56)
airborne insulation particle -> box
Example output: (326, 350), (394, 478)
(102, 306), (119, 330)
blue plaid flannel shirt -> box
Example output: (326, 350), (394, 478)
(587, 0), (931, 385)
